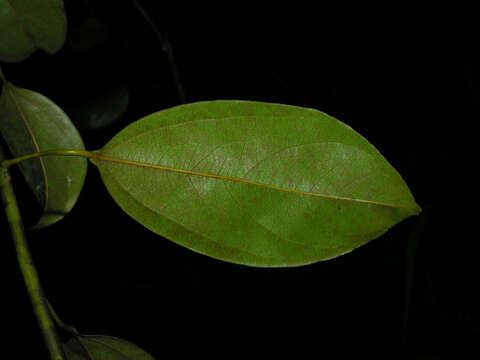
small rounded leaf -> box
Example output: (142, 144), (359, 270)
(0, 0), (67, 62)
(63, 335), (155, 360)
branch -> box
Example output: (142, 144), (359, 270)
(0, 144), (66, 360)
(131, 0), (186, 104)
(0, 66), (6, 83)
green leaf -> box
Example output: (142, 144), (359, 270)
(70, 85), (129, 130)
(63, 335), (155, 360)
(0, 82), (87, 228)
(94, 100), (421, 267)
(0, 0), (67, 62)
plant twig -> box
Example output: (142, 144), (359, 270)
(47, 301), (97, 359)
(0, 66), (6, 83)
(0, 145), (66, 360)
(1, 149), (94, 168)
(48, 301), (81, 336)
(131, 0), (186, 104)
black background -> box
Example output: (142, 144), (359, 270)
(1, 1), (478, 359)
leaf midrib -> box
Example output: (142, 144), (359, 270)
(94, 152), (416, 211)
(101, 113), (414, 210)
(7, 83), (48, 207)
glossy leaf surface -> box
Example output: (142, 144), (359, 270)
(95, 101), (421, 266)
(0, 0), (67, 62)
(0, 82), (87, 227)
(63, 335), (155, 360)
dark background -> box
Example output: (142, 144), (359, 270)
(1, 1), (477, 359)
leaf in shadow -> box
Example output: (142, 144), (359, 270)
(0, 0), (67, 62)
(67, 15), (109, 53)
(0, 82), (87, 228)
(93, 100), (421, 267)
(63, 335), (155, 360)
(70, 85), (129, 130)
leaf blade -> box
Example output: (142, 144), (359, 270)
(63, 335), (155, 360)
(70, 85), (129, 130)
(0, 82), (87, 227)
(96, 100), (420, 266)
(0, 0), (67, 62)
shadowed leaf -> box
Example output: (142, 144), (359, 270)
(0, 0), (67, 62)
(67, 15), (109, 52)
(94, 100), (421, 267)
(63, 335), (155, 360)
(0, 82), (87, 228)
(71, 85), (129, 130)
